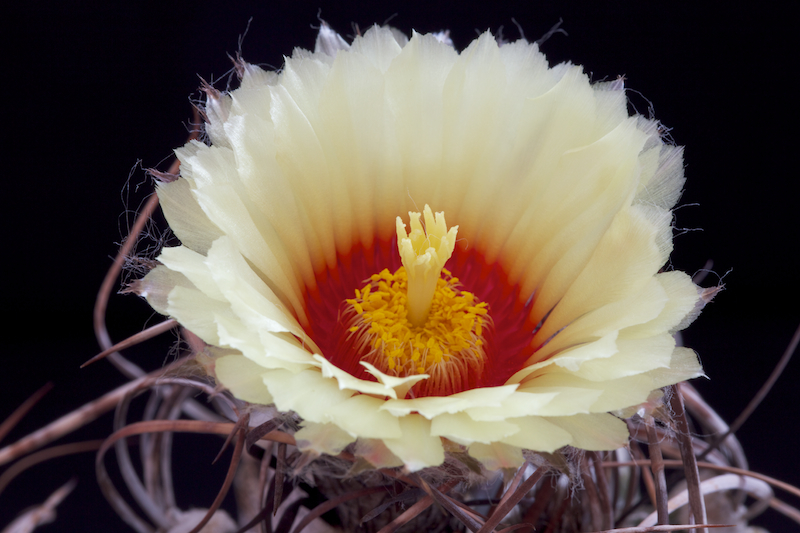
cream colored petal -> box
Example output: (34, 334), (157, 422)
(213, 312), (314, 373)
(646, 347), (705, 385)
(325, 395), (403, 439)
(158, 246), (225, 301)
(314, 22), (350, 56)
(569, 334), (676, 382)
(221, 112), (317, 291)
(508, 120), (648, 305)
(206, 237), (306, 337)
(508, 333), (619, 385)
(192, 183), (306, 322)
(435, 32), (507, 221)
(139, 266), (192, 316)
(269, 69), (339, 271)
(316, 48), (394, 249)
(380, 385), (518, 418)
(513, 385), (604, 417)
(314, 355), (399, 399)
(156, 178), (223, 254)
(634, 144), (685, 210)
(167, 285), (229, 346)
(261, 369), (353, 425)
(214, 354), (273, 404)
(382, 415), (444, 471)
(231, 65), (277, 116)
(203, 90), (232, 148)
(241, 62), (278, 88)
(549, 331), (620, 372)
(499, 416), (573, 452)
(464, 390), (559, 421)
(294, 421), (357, 457)
(178, 140), (306, 315)
(623, 271), (701, 338)
(522, 371), (659, 414)
(546, 413), (629, 451)
(360, 362), (429, 400)
(259, 330), (318, 367)
(476, 65), (599, 264)
(468, 442), (525, 470)
(350, 25), (404, 74)
(354, 439), (404, 469)
(531, 202), (666, 347)
(384, 31), (458, 210)
(534, 275), (668, 361)
(430, 412), (519, 445)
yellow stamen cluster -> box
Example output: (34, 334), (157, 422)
(344, 267), (489, 392)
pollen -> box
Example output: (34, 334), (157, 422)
(343, 267), (489, 397)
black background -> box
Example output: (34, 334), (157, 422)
(3, 2), (798, 531)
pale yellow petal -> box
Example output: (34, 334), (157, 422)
(167, 285), (230, 346)
(349, 25), (404, 73)
(531, 202), (666, 348)
(354, 439), (404, 469)
(325, 395), (403, 439)
(139, 266), (192, 316)
(468, 442), (525, 470)
(569, 334), (675, 382)
(623, 271), (701, 338)
(261, 369), (353, 424)
(499, 416), (573, 452)
(430, 412), (519, 445)
(156, 178), (223, 254)
(382, 415), (444, 471)
(360, 362), (430, 400)
(513, 385), (603, 417)
(213, 312), (314, 373)
(546, 413), (629, 451)
(214, 354), (273, 404)
(314, 355), (400, 399)
(206, 237), (306, 337)
(380, 385), (518, 418)
(646, 347), (705, 385)
(464, 390), (559, 421)
(157, 245), (225, 301)
(294, 422), (357, 457)
(520, 371), (661, 413)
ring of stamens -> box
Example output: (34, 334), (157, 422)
(344, 267), (489, 397)
(335, 206), (491, 397)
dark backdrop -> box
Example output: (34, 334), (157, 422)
(4, 2), (798, 531)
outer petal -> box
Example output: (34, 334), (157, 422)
(295, 422), (357, 456)
(325, 395), (403, 440)
(468, 442), (525, 470)
(430, 412), (519, 445)
(380, 385), (518, 418)
(499, 416), (573, 452)
(261, 369), (353, 424)
(214, 354), (273, 405)
(382, 415), (444, 471)
(546, 413), (630, 451)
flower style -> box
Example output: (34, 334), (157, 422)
(138, 25), (706, 471)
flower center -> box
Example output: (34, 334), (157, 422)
(303, 207), (539, 399)
(340, 206), (490, 397)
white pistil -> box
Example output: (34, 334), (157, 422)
(395, 205), (458, 327)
